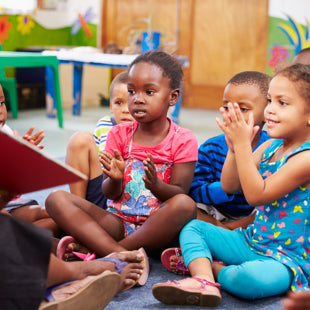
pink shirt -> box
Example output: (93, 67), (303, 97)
(105, 119), (198, 164)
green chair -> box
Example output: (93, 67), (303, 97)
(0, 51), (63, 128)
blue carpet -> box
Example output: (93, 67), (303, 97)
(22, 185), (283, 310)
(105, 256), (283, 310)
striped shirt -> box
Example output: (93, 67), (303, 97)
(93, 116), (117, 153)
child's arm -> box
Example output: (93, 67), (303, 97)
(190, 140), (236, 205)
(143, 153), (196, 201)
(217, 101), (263, 194)
(218, 102), (310, 206)
(100, 149), (125, 199)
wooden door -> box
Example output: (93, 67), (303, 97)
(101, 0), (269, 109)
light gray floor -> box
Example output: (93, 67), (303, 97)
(8, 106), (222, 159)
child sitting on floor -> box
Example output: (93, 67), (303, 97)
(190, 71), (271, 230)
(65, 71), (134, 210)
(153, 64), (310, 307)
(161, 71), (271, 276)
(0, 188), (146, 309)
(45, 51), (198, 262)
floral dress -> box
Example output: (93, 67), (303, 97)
(107, 126), (174, 236)
(239, 139), (310, 291)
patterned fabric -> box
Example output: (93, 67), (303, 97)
(239, 139), (310, 292)
(106, 119), (198, 236)
(93, 115), (116, 153)
(190, 132), (269, 217)
(107, 156), (172, 236)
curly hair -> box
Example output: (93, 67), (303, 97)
(128, 51), (183, 90)
(276, 64), (310, 103)
(227, 71), (271, 98)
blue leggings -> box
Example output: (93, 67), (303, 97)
(180, 220), (293, 300)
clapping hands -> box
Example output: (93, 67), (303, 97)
(100, 149), (125, 180)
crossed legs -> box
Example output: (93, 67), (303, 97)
(45, 191), (196, 257)
(179, 220), (293, 300)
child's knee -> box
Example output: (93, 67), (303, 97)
(167, 194), (196, 217)
(67, 131), (94, 150)
(219, 265), (259, 299)
(45, 190), (67, 213)
(181, 219), (213, 235)
(219, 262), (291, 300)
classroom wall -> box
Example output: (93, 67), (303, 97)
(267, 0), (310, 75)
(0, 0), (105, 108)
(3, 1), (308, 110)
(100, 0), (269, 109)
(0, 1), (100, 52)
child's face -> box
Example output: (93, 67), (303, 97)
(110, 82), (134, 124)
(127, 62), (178, 123)
(0, 85), (7, 127)
(265, 75), (310, 140)
(222, 83), (266, 128)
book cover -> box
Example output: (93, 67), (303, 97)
(0, 128), (87, 194)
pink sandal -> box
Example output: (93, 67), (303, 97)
(57, 236), (96, 261)
(152, 277), (221, 307)
(161, 247), (190, 275)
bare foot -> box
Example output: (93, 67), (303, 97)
(169, 254), (190, 275)
(169, 254), (178, 273)
(71, 250), (145, 292)
(107, 250), (146, 292)
(64, 242), (91, 261)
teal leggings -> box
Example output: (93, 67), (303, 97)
(179, 220), (293, 300)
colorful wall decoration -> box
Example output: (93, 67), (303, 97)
(0, 0), (100, 52)
(267, 0), (310, 75)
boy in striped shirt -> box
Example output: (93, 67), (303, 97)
(189, 71), (271, 230)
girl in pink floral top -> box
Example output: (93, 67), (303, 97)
(46, 51), (198, 260)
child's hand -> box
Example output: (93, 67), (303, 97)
(22, 126), (45, 149)
(216, 102), (258, 148)
(143, 153), (158, 190)
(100, 149), (125, 180)
(282, 291), (310, 310)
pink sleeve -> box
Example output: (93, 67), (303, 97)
(172, 128), (198, 163)
(105, 125), (123, 155)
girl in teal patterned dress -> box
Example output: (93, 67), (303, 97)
(152, 64), (310, 307)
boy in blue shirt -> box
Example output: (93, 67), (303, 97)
(190, 71), (271, 230)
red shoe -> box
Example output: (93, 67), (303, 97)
(57, 236), (96, 261)
(161, 247), (190, 275)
